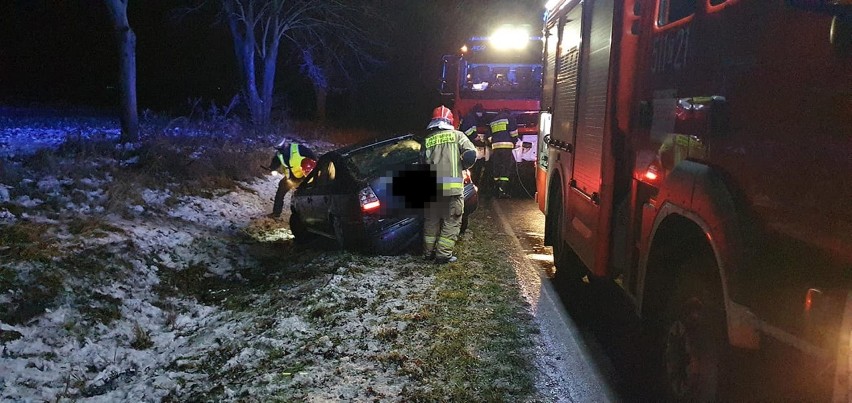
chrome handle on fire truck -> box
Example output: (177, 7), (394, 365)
(543, 134), (573, 153)
(678, 95), (726, 110)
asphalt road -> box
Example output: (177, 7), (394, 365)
(490, 196), (629, 402)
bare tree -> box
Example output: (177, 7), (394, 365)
(214, 0), (383, 126)
(295, 2), (384, 122)
(104, 0), (139, 142)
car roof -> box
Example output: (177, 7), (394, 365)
(333, 133), (416, 158)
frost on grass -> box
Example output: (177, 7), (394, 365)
(0, 110), (552, 402)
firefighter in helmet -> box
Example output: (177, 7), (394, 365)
(422, 105), (477, 264)
(268, 140), (317, 218)
(486, 108), (519, 198)
(458, 103), (490, 195)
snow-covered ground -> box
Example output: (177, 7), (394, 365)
(0, 109), (575, 401)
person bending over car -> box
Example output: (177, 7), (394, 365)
(268, 140), (317, 218)
(420, 105), (477, 264)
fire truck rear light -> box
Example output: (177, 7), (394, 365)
(805, 288), (822, 313)
(644, 159), (662, 181)
(359, 186), (381, 212)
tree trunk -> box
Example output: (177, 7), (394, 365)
(226, 12), (265, 126)
(105, 0), (139, 143)
(116, 27), (138, 142)
(260, 42), (279, 127)
(241, 38), (264, 126)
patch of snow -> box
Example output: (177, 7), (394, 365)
(0, 110), (570, 402)
(0, 184), (10, 202)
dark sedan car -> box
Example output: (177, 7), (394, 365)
(289, 134), (479, 255)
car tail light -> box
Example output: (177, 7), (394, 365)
(359, 186), (381, 212)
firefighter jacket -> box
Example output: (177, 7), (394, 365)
(459, 111), (488, 147)
(422, 129), (477, 197)
(272, 143), (317, 179)
(486, 111), (519, 150)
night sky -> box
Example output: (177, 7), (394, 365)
(0, 0), (544, 132)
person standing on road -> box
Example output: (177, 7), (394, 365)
(458, 103), (491, 196)
(268, 140), (317, 218)
(421, 105), (477, 264)
(486, 108), (519, 199)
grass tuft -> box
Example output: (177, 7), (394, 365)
(131, 321), (154, 350)
(0, 221), (59, 262)
(80, 292), (123, 325)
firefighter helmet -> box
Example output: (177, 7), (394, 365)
(300, 158), (316, 176)
(426, 105), (455, 130)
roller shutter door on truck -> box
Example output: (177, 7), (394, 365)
(573, 0), (613, 200)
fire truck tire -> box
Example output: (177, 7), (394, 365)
(549, 184), (586, 284)
(647, 253), (729, 402)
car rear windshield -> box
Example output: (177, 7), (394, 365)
(347, 138), (421, 178)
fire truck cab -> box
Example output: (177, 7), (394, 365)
(440, 27), (544, 164)
(538, 0), (851, 399)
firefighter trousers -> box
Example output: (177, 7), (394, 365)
(272, 177), (302, 217)
(423, 194), (464, 260)
(491, 148), (515, 195)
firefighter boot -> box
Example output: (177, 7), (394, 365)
(497, 183), (511, 199)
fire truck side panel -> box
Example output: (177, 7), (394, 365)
(546, 3), (586, 267)
(541, 0), (852, 395)
(628, 0), (852, 357)
(565, 0), (617, 276)
(550, 8), (582, 146)
(708, 0), (852, 344)
(572, 0), (614, 200)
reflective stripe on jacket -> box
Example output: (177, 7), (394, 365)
(277, 143), (309, 179)
(423, 129), (476, 196)
(487, 115), (518, 150)
(288, 143), (307, 178)
(459, 113), (487, 147)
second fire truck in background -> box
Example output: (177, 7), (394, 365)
(440, 27), (543, 167)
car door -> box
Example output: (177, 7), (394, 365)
(294, 157), (332, 229)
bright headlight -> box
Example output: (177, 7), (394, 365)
(490, 25), (530, 50)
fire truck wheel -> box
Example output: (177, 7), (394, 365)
(649, 253), (728, 402)
(549, 187), (586, 284)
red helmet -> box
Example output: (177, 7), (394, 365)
(427, 105), (454, 130)
(301, 158), (316, 176)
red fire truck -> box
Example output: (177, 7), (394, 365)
(536, 0), (851, 399)
(440, 27), (544, 167)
